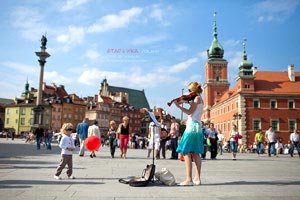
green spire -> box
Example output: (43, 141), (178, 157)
(21, 78), (30, 98)
(207, 12), (224, 60)
(213, 12), (218, 42)
(239, 39), (253, 77)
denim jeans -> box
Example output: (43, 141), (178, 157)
(36, 137), (42, 150)
(230, 141), (238, 153)
(170, 137), (178, 159)
(256, 142), (264, 154)
(290, 141), (300, 157)
(267, 142), (276, 156)
(45, 137), (52, 150)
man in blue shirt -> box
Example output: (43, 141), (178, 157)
(76, 118), (89, 156)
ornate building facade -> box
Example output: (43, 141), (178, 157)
(202, 14), (300, 145)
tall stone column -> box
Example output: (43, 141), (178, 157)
(32, 35), (50, 127)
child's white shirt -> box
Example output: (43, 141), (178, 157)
(59, 134), (75, 155)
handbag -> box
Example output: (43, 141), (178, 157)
(154, 168), (176, 186)
(113, 139), (118, 147)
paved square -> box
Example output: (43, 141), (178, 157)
(0, 138), (299, 200)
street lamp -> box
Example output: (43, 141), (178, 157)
(233, 113), (242, 129)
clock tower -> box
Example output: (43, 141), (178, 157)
(203, 12), (230, 122)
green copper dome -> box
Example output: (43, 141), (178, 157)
(239, 39), (253, 78)
(207, 12), (224, 60)
(239, 39), (253, 69)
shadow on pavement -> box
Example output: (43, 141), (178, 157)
(0, 179), (104, 188)
(206, 180), (300, 186)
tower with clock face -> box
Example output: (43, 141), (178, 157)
(203, 12), (230, 122)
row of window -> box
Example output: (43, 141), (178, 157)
(6, 108), (51, 115)
(215, 118), (297, 134)
(212, 99), (297, 118)
(253, 99), (296, 109)
(253, 119), (296, 132)
(6, 118), (50, 126)
(211, 102), (238, 117)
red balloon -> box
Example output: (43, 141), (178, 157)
(85, 136), (101, 151)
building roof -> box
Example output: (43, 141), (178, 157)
(108, 86), (150, 109)
(254, 71), (300, 95)
(0, 98), (13, 105)
(43, 83), (68, 98)
(215, 70), (300, 106)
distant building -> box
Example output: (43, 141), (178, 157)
(99, 78), (150, 109)
(85, 79), (150, 136)
(202, 14), (300, 145)
(0, 98), (14, 132)
(4, 82), (86, 134)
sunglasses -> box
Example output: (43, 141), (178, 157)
(66, 128), (73, 131)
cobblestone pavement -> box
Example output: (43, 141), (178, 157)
(0, 138), (299, 200)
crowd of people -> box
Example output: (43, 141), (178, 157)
(3, 81), (299, 186)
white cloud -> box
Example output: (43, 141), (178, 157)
(1, 61), (38, 75)
(198, 51), (207, 60)
(167, 57), (199, 73)
(150, 6), (163, 21)
(87, 7), (143, 33)
(224, 39), (241, 47)
(132, 35), (166, 45)
(84, 50), (101, 60)
(227, 51), (243, 69)
(148, 4), (172, 26)
(254, 0), (300, 23)
(10, 6), (48, 41)
(44, 71), (73, 84)
(0, 80), (23, 99)
(174, 44), (188, 52)
(77, 67), (176, 88)
(61, 0), (90, 12)
(56, 26), (86, 51)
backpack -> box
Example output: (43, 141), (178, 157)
(119, 164), (156, 187)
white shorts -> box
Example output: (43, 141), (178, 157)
(148, 133), (160, 150)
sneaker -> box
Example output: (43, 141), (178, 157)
(68, 176), (75, 179)
(54, 175), (61, 180)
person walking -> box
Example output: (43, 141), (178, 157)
(173, 82), (204, 186)
(54, 123), (76, 180)
(207, 123), (218, 159)
(34, 127), (44, 150)
(265, 126), (276, 157)
(159, 118), (169, 159)
(289, 128), (300, 157)
(201, 121), (208, 159)
(217, 130), (225, 155)
(46, 129), (54, 150)
(76, 118), (89, 157)
(169, 117), (179, 160)
(229, 124), (241, 160)
(107, 120), (117, 158)
(117, 116), (130, 159)
(88, 120), (101, 158)
(147, 116), (161, 159)
(254, 129), (264, 156)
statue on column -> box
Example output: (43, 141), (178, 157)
(41, 35), (47, 48)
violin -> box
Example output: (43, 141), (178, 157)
(167, 91), (197, 107)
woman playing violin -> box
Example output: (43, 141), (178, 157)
(172, 82), (204, 186)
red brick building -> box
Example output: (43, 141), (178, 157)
(202, 15), (300, 145)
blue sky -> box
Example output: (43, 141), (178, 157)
(0, 0), (300, 119)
